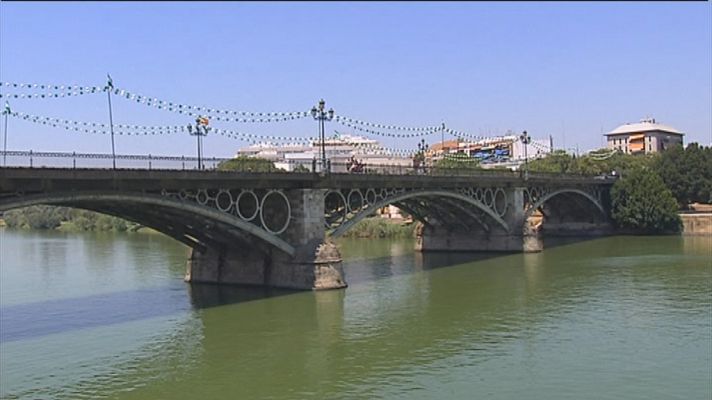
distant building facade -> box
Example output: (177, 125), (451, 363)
(605, 118), (684, 155)
(427, 134), (552, 169)
(237, 134), (411, 173)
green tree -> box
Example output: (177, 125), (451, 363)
(611, 167), (681, 233)
(527, 150), (575, 174)
(654, 143), (712, 206)
(217, 156), (283, 172)
(292, 164), (311, 173)
(433, 153), (480, 172)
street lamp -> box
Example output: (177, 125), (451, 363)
(414, 139), (429, 174)
(187, 116), (210, 170)
(310, 99), (334, 172)
(520, 130), (531, 180)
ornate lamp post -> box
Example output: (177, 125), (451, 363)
(310, 99), (334, 172)
(187, 116), (210, 170)
(520, 130), (531, 180)
(414, 138), (429, 173)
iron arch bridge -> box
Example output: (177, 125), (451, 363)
(0, 168), (614, 290)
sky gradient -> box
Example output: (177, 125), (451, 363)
(1, 2), (710, 157)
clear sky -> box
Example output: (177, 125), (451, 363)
(1, 2), (710, 158)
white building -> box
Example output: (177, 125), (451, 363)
(237, 134), (411, 172)
(605, 118), (684, 154)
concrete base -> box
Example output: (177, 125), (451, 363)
(185, 242), (347, 290)
(541, 222), (614, 237)
(415, 225), (533, 252)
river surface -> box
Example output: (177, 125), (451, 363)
(0, 229), (710, 399)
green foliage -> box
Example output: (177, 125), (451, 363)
(433, 154), (481, 171)
(3, 205), (140, 232)
(3, 205), (63, 229)
(527, 150), (576, 174)
(292, 164), (311, 173)
(527, 149), (655, 175)
(217, 156), (283, 173)
(611, 168), (681, 233)
(653, 143), (712, 206)
(340, 217), (415, 239)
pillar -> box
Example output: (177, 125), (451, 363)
(414, 187), (543, 253)
(185, 189), (347, 290)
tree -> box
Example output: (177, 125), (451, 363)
(217, 156), (283, 173)
(292, 164), (311, 173)
(611, 167), (681, 233)
(654, 143), (712, 206)
(432, 153), (480, 173)
(527, 150), (575, 174)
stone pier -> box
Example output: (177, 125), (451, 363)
(185, 189), (347, 290)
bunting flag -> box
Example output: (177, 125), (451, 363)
(115, 88), (309, 122)
(0, 87), (103, 99)
(334, 114), (440, 132)
(334, 119), (444, 139)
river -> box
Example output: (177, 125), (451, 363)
(0, 229), (710, 399)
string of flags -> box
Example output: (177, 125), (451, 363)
(2, 79), (546, 156)
(444, 127), (514, 143)
(8, 110), (320, 143)
(114, 88), (310, 122)
(334, 119), (444, 138)
(10, 111), (187, 136)
(1, 82), (105, 91)
(333, 114), (441, 132)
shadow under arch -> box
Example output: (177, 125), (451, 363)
(330, 190), (510, 238)
(525, 188), (607, 221)
(0, 191), (296, 256)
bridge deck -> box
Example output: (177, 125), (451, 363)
(0, 167), (614, 192)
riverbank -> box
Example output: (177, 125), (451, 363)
(680, 213), (712, 235)
(339, 217), (415, 239)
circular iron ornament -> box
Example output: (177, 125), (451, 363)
(236, 190), (260, 221)
(196, 189), (209, 205)
(324, 190), (348, 228)
(215, 189), (233, 212)
(475, 188), (484, 202)
(347, 189), (364, 213)
(483, 188), (494, 208)
(179, 189), (189, 200)
(365, 189), (377, 205)
(494, 188), (508, 217)
(259, 190), (291, 235)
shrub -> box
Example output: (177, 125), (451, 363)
(611, 167), (681, 233)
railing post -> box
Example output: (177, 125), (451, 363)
(29, 150), (33, 168)
(148, 154), (152, 170)
(181, 155), (185, 170)
(72, 151), (76, 169)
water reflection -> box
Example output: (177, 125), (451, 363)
(0, 231), (710, 400)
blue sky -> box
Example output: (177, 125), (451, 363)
(0, 2), (710, 157)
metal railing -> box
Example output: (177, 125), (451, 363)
(0, 150), (229, 171)
(0, 150), (607, 181)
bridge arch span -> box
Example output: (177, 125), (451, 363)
(0, 191), (296, 256)
(329, 189), (510, 238)
(525, 188), (606, 220)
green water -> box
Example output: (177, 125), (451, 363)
(0, 229), (710, 399)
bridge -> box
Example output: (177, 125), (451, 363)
(0, 166), (615, 290)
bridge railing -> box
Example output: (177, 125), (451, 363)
(0, 150), (227, 171)
(0, 150), (606, 181)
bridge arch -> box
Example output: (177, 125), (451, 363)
(0, 191), (296, 256)
(525, 188), (606, 219)
(329, 189), (510, 238)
